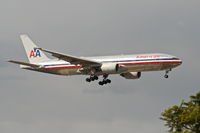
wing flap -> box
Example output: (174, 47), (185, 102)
(38, 48), (101, 66)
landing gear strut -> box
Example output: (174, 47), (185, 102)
(98, 74), (111, 85)
(86, 75), (98, 82)
(164, 69), (172, 78)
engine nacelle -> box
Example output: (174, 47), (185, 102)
(100, 63), (127, 73)
(120, 72), (141, 79)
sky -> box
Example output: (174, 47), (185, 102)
(0, 0), (200, 133)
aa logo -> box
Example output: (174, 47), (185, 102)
(29, 48), (41, 58)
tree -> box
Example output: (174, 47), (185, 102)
(160, 91), (200, 133)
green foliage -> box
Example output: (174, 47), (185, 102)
(160, 91), (200, 133)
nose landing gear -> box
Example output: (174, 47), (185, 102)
(164, 69), (172, 78)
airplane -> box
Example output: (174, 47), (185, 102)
(9, 35), (182, 85)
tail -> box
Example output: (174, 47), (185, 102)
(20, 34), (50, 63)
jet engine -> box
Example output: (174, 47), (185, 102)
(120, 72), (141, 79)
(100, 63), (127, 73)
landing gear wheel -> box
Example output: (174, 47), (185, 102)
(99, 81), (104, 85)
(94, 75), (98, 80)
(86, 78), (91, 82)
(103, 80), (108, 84)
(164, 75), (169, 78)
(106, 79), (111, 83)
(98, 74), (112, 85)
(91, 77), (95, 81)
(86, 75), (99, 83)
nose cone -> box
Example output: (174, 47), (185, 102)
(177, 58), (182, 64)
(174, 57), (183, 66)
(179, 59), (183, 64)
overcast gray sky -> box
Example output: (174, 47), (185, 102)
(0, 0), (200, 133)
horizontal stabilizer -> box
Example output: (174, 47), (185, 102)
(8, 60), (41, 68)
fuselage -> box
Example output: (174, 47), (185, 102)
(23, 53), (182, 76)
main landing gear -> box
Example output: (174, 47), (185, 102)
(164, 69), (172, 78)
(85, 74), (111, 85)
(98, 74), (111, 86)
(86, 75), (98, 82)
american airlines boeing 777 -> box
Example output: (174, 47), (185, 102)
(9, 35), (182, 85)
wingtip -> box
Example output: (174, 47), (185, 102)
(7, 60), (17, 64)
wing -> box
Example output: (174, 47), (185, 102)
(38, 48), (101, 66)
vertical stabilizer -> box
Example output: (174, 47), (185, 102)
(20, 35), (50, 63)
